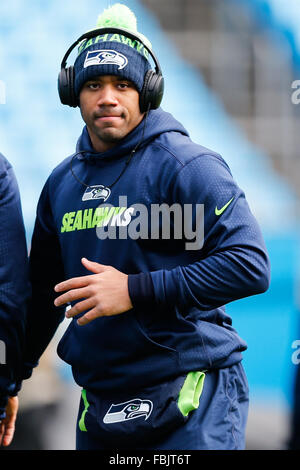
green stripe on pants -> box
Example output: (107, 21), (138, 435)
(79, 389), (90, 432)
(177, 371), (206, 417)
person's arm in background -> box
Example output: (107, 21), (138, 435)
(14, 177), (66, 392)
(0, 154), (29, 447)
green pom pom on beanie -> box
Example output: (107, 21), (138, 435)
(96, 3), (138, 31)
(95, 3), (152, 49)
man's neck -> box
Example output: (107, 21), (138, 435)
(88, 131), (117, 153)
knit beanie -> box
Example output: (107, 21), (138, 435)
(74, 3), (152, 97)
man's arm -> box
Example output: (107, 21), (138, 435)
(129, 154), (270, 313)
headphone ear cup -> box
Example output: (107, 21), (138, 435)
(140, 70), (164, 113)
(153, 74), (164, 109)
(68, 66), (78, 108)
(58, 68), (68, 105)
(58, 66), (78, 108)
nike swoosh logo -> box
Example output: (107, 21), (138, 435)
(215, 197), (234, 216)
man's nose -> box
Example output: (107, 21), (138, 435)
(97, 85), (118, 106)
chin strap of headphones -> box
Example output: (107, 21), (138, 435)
(70, 103), (151, 190)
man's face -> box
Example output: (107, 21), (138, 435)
(79, 75), (144, 152)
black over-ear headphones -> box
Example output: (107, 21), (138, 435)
(58, 26), (164, 113)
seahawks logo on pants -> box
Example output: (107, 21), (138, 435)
(103, 398), (153, 424)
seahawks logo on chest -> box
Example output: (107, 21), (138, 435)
(82, 185), (111, 202)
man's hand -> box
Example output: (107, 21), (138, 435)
(54, 258), (133, 326)
(0, 396), (18, 447)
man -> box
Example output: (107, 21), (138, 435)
(19, 4), (270, 450)
(0, 153), (29, 447)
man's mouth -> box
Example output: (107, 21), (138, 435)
(94, 112), (123, 121)
(96, 115), (120, 120)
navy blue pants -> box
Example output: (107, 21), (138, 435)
(76, 362), (249, 450)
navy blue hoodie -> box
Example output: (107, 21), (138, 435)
(0, 154), (29, 419)
(19, 109), (270, 394)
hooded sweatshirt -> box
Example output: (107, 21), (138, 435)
(18, 108), (270, 394)
(0, 154), (29, 419)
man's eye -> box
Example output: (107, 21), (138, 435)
(88, 83), (100, 90)
(118, 83), (129, 89)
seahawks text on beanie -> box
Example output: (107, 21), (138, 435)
(74, 3), (152, 97)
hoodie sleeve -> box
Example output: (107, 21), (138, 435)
(0, 155), (29, 420)
(15, 177), (66, 388)
(128, 153), (270, 313)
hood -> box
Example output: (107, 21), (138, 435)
(75, 108), (189, 162)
